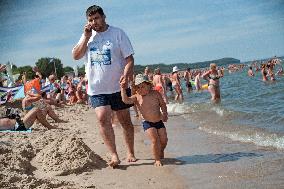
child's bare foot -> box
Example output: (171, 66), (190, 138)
(154, 160), (163, 167)
(127, 154), (137, 162)
(108, 155), (121, 168)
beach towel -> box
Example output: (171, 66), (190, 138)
(0, 128), (32, 133)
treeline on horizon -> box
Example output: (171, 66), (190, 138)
(134, 57), (241, 74)
(4, 55), (283, 80)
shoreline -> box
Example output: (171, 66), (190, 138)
(165, 112), (284, 189)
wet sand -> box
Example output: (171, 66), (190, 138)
(166, 114), (284, 189)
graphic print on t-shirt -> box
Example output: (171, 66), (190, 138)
(90, 40), (112, 66)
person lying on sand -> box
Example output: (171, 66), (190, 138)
(0, 107), (63, 131)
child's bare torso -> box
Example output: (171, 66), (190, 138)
(135, 91), (162, 123)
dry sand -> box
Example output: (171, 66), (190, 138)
(0, 104), (185, 189)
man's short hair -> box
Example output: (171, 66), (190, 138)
(86, 5), (104, 17)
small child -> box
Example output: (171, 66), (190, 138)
(120, 74), (168, 166)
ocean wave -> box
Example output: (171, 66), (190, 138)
(199, 126), (284, 150)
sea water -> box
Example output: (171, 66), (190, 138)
(167, 64), (284, 150)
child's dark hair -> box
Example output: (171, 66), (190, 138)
(86, 5), (104, 17)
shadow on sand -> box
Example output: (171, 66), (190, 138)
(112, 152), (262, 170)
(176, 152), (263, 164)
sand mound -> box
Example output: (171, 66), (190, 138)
(35, 136), (106, 175)
(0, 140), (35, 175)
(0, 140), (76, 189)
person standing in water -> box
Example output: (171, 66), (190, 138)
(202, 63), (222, 103)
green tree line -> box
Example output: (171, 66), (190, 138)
(5, 57), (85, 80)
(4, 57), (241, 80)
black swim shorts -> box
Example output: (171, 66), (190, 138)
(89, 88), (133, 111)
(142, 120), (165, 131)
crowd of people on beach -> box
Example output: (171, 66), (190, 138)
(1, 4), (283, 169)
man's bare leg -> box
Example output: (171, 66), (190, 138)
(95, 106), (120, 167)
(116, 108), (136, 162)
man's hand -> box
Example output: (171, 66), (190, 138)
(84, 23), (92, 38)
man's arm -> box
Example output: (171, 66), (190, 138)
(72, 36), (90, 60)
(121, 55), (134, 88)
(72, 23), (93, 60)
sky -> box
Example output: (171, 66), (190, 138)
(0, 0), (283, 68)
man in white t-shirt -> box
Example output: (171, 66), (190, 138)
(72, 5), (136, 168)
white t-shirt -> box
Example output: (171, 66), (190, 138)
(74, 26), (134, 95)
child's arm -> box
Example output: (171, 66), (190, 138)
(120, 76), (136, 104)
(121, 87), (136, 104)
(157, 92), (168, 122)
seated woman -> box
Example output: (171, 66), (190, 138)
(0, 107), (57, 131)
(76, 80), (87, 104)
(22, 91), (41, 112)
(67, 83), (77, 105)
(202, 63), (222, 103)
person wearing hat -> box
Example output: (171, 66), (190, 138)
(171, 66), (183, 103)
(120, 74), (168, 167)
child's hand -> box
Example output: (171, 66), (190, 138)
(162, 113), (168, 122)
(120, 76), (127, 89)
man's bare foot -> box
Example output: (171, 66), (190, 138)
(127, 154), (137, 162)
(108, 155), (121, 168)
(154, 160), (163, 167)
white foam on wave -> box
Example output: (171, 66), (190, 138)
(199, 127), (284, 150)
(167, 102), (188, 114)
(211, 106), (224, 116)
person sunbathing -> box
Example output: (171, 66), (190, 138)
(0, 107), (58, 131)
